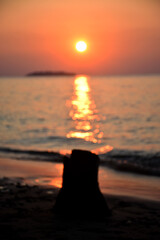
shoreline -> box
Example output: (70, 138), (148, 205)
(1, 145), (160, 177)
(0, 177), (160, 240)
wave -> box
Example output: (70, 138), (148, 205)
(0, 146), (63, 162)
(0, 146), (160, 177)
(99, 149), (160, 177)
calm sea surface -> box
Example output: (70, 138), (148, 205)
(0, 75), (160, 176)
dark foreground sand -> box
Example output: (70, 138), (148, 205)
(0, 178), (160, 240)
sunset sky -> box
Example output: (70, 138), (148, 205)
(0, 0), (160, 76)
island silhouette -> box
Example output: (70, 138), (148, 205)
(26, 71), (76, 77)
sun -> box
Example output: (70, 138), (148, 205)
(76, 41), (87, 52)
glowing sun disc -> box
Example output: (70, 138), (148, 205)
(76, 41), (87, 52)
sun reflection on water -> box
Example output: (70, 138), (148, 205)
(66, 75), (104, 143)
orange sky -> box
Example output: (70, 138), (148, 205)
(0, 0), (160, 76)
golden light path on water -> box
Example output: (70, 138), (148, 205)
(62, 75), (113, 155)
(67, 75), (102, 143)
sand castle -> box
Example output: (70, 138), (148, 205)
(55, 149), (110, 218)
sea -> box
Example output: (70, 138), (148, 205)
(0, 75), (160, 200)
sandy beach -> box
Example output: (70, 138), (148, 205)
(0, 152), (160, 240)
(0, 176), (160, 240)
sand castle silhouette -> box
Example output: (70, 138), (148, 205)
(55, 149), (110, 219)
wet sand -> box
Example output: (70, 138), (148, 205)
(1, 157), (160, 201)
(0, 177), (160, 240)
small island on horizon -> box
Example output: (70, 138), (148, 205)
(26, 71), (76, 77)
